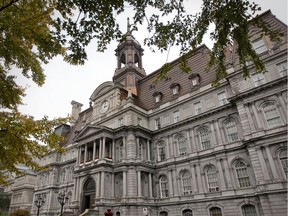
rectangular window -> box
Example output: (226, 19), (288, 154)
(155, 118), (161, 130)
(226, 121), (239, 142)
(277, 61), (287, 77)
(173, 110), (180, 123)
(252, 38), (268, 54)
(263, 104), (282, 128)
(137, 117), (142, 126)
(118, 118), (123, 126)
(194, 101), (202, 115)
(252, 73), (265, 87)
(217, 91), (228, 105)
(158, 146), (166, 161)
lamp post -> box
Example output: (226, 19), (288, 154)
(34, 195), (45, 216)
(57, 192), (69, 216)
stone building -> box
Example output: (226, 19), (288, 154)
(26, 10), (287, 216)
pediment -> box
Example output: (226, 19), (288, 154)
(90, 81), (114, 101)
(74, 125), (104, 141)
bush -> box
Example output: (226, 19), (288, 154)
(9, 209), (30, 216)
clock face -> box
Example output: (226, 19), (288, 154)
(100, 100), (109, 113)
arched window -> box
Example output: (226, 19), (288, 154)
(224, 119), (239, 142)
(119, 142), (124, 160)
(158, 143), (166, 161)
(262, 102), (282, 128)
(235, 161), (251, 188)
(209, 207), (222, 216)
(159, 211), (168, 216)
(199, 127), (211, 150)
(61, 170), (66, 183)
(206, 165), (219, 192)
(116, 211), (121, 216)
(178, 135), (187, 156)
(279, 148), (287, 177)
(181, 170), (192, 195)
(182, 209), (193, 216)
(159, 175), (169, 198)
(242, 204), (257, 216)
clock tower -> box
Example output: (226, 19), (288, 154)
(113, 18), (146, 95)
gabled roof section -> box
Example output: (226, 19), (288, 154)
(74, 125), (113, 142)
(90, 81), (114, 101)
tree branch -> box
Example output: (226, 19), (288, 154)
(0, 0), (20, 12)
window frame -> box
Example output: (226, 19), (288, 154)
(224, 119), (239, 142)
(159, 175), (169, 198)
(217, 91), (229, 106)
(262, 102), (282, 128)
(252, 73), (265, 87)
(173, 110), (180, 123)
(234, 161), (251, 188)
(181, 170), (192, 195)
(241, 204), (258, 216)
(209, 207), (222, 216)
(158, 143), (166, 161)
(251, 37), (268, 54)
(276, 61), (287, 77)
(199, 127), (211, 150)
(279, 148), (287, 178)
(205, 165), (219, 192)
(194, 101), (202, 115)
(178, 135), (188, 156)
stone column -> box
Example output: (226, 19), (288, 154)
(75, 177), (80, 201)
(137, 137), (140, 159)
(112, 139), (115, 160)
(147, 139), (151, 161)
(111, 173), (115, 198)
(77, 147), (81, 165)
(100, 171), (105, 197)
(93, 141), (96, 161)
(190, 163), (198, 193)
(165, 137), (170, 158)
(265, 146), (279, 180)
(216, 159), (226, 190)
(168, 170), (174, 197)
(102, 137), (106, 158)
(99, 138), (102, 159)
(257, 147), (270, 181)
(190, 128), (197, 152)
(84, 144), (87, 163)
(72, 177), (77, 201)
(215, 120), (223, 145)
(148, 173), (153, 197)
(209, 121), (216, 146)
(223, 158), (233, 189)
(123, 136), (126, 158)
(252, 102), (262, 130)
(277, 93), (287, 120)
(96, 173), (101, 197)
(172, 169), (179, 196)
(137, 171), (142, 196)
(123, 171), (127, 197)
(186, 129), (191, 153)
(245, 103), (256, 132)
(195, 163), (203, 193)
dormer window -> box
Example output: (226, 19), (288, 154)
(188, 73), (201, 87)
(170, 83), (180, 95)
(252, 38), (268, 54)
(152, 91), (162, 103)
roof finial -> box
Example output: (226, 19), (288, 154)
(127, 17), (131, 33)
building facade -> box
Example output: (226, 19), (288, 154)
(17, 10), (287, 216)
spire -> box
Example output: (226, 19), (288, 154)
(127, 17), (131, 34)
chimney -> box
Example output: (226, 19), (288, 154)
(70, 100), (83, 125)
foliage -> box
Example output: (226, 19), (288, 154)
(9, 209), (30, 216)
(0, 0), (282, 183)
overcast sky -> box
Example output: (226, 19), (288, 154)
(17, 0), (287, 120)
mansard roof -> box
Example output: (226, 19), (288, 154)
(135, 45), (217, 110)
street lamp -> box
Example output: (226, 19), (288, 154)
(57, 192), (69, 216)
(34, 195), (45, 216)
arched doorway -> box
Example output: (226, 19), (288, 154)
(82, 178), (96, 212)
